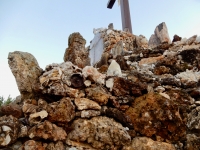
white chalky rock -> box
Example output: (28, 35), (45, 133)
(106, 78), (114, 91)
(107, 60), (122, 77)
(82, 66), (105, 84)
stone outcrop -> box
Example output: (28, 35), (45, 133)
(63, 32), (90, 68)
(123, 137), (176, 150)
(8, 51), (42, 100)
(149, 22), (171, 48)
(2, 23), (200, 149)
(67, 116), (131, 150)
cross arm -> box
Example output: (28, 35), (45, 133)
(107, 0), (116, 9)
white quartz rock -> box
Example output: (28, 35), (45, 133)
(107, 60), (122, 77)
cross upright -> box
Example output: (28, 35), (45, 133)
(107, 0), (132, 33)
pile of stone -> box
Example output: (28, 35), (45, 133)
(1, 22), (200, 150)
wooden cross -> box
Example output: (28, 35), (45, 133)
(107, 0), (132, 33)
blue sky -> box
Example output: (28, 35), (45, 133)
(0, 0), (200, 98)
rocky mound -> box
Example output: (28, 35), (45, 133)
(1, 22), (200, 150)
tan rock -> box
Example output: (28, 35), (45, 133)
(139, 55), (164, 66)
(28, 120), (67, 141)
(85, 87), (109, 105)
(80, 110), (101, 118)
(63, 32), (90, 68)
(8, 51), (42, 99)
(123, 137), (176, 150)
(136, 35), (148, 48)
(23, 140), (44, 150)
(67, 116), (131, 150)
(186, 134), (200, 150)
(149, 22), (171, 48)
(125, 92), (187, 141)
(46, 141), (65, 150)
(0, 104), (23, 118)
(0, 115), (20, 147)
(82, 66), (105, 85)
(39, 62), (81, 97)
(74, 98), (101, 110)
(186, 35), (197, 45)
(47, 97), (75, 124)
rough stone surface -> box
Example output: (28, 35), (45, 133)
(67, 116), (131, 150)
(47, 97), (75, 124)
(0, 104), (23, 118)
(186, 134), (200, 150)
(74, 98), (101, 110)
(187, 106), (200, 130)
(172, 34), (182, 42)
(125, 92), (187, 142)
(64, 32), (90, 68)
(23, 140), (44, 150)
(136, 35), (148, 49)
(149, 22), (171, 48)
(0, 115), (20, 147)
(123, 137), (176, 150)
(85, 87), (109, 105)
(39, 62), (81, 97)
(28, 120), (67, 141)
(8, 51), (42, 99)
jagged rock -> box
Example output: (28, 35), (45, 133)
(23, 140), (44, 150)
(111, 41), (124, 58)
(139, 55), (164, 66)
(8, 51), (42, 99)
(187, 106), (200, 130)
(148, 34), (160, 48)
(22, 99), (48, 126)
(0, 115), (20, 147)
(47, 97), (75, 124)
(46, 141), (65, 150)
(96, 52), (109, 68)
(176, 69), (200, 87)
(63, 32), (90, 68)
(107, 60), (122, 77)
(108, 23), (114, 30)
(186, 35), (197, 45)
(82, 66), (105, 85)
(112, 77), (147, 97)
(123, 137), (176, 150)
(8, 141), (23, 150)
(74, 98), (101, 110)
(39, 62), (81, 97)
(0, 104), (23, 118)
(195, 36), (200, 44)
(186, 134), (200, 150)
(28, 120), (67, 141)
(105, 107), (132, 128)
(80, 110), (101, 118)
(149, 22), (171, 48)
(125, 92), (187, 142)
(115, 55), (130, 70)
(136, 35), (148, 48)
(172, 34), (182, 42)
(85, 87), (109, 105)
(67, 116), (131, 150)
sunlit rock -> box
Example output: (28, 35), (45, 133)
(28, 120), (67, 141)
(0, 115), (20, 147)
(63, 32), (90, 68)
(107, 60), (122, 77)
(67, 116), (131, 150)
(123, 137), (176, 150)
(74, 98), (101, 110)
(8, 51), (42, 99)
